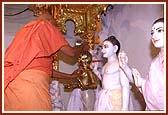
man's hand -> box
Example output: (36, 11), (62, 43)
(81, 41), (90, 51)
(71, 68), (83, 78)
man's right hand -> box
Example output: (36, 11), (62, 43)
(81, 41), (90, 51)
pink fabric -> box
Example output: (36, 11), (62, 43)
(142, 52), (164, 110)
(4, 19), (68, 89)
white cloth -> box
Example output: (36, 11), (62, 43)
(94, 89), (114, 111)
(67, 89), (86, 111)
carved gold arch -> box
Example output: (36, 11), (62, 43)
(29, 4), (108, 91)
(29, 5), (107, 51)
(29, 4), (107, 37)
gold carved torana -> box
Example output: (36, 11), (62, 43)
(29, 4), (107, 42)
(29, 4), (107, 91)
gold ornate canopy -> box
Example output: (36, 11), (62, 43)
(29, 4), (108, 59)
(29, 4), (108, 91)
(29, 4), (107, 41)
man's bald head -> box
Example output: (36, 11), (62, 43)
(37, 12), (56, 26)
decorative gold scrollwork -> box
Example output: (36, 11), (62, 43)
(29, 4), (107, 38)
(29, 4), (108, 91)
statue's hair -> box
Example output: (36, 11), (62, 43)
(152, 18), (164, 25)
(103, 35), (120, 55)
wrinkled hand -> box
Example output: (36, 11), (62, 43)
(118, 51), (128, 69)
(132, 68), (143, 87)
(71, 70), (79, 79)
(71, 68), (83, 78)
(81, 41), (90, 51)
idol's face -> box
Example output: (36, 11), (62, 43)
(151, 22), (164, 48)
(101, 41), (115, 58)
